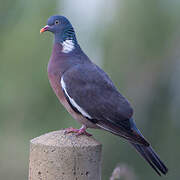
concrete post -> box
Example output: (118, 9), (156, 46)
(29, 130), (102, 180)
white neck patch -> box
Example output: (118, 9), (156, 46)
(61, 39), (75, 53)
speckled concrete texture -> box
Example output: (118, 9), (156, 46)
(29, 130), (102, 180)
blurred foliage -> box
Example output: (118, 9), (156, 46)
(0, 0), (180, 179)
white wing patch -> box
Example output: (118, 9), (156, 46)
(61, 77), (92, 119)
(61, 40), (75, 53)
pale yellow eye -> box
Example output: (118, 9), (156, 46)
(55, 20), (60, 25)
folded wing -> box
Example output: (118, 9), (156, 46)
(61, 63), (149, 146)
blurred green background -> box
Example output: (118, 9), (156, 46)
(0, 0), (179, 179)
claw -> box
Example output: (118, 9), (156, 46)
(64, 125), (92, 137)
(64, 127), (79, 134)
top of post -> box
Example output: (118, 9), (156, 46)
(30, 130), (101, 148)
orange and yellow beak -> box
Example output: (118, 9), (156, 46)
(40, 25), (50, 34)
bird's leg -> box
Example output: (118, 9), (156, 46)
(75, 125), (92, 136)
(64, 125), (92, 136)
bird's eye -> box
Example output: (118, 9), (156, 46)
(55, 20), (60, 25)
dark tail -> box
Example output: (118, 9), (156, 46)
(130, 142), (168, 176)
(129, 118), (168, 175)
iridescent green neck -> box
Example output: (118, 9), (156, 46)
(54, 26), (77, 45)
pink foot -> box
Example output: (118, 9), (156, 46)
(64, 126), (92, 137)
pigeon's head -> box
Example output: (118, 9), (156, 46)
(40, 15), (77, 43)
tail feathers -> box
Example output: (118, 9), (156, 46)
(131, 142), (168, 176)
(97, 120), (150, 146)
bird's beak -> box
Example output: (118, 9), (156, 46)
(40, 25), (50, 34)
